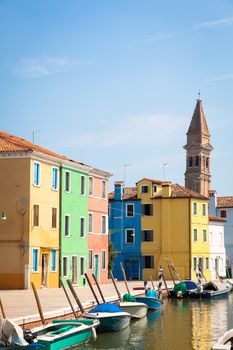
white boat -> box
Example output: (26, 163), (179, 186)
(212, 329), (233, 349)
(83, 304), (131, 332)
(116, 301), (148, 319)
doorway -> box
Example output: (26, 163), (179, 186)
(94, 255), (99, 281)
(41, 254), (49, 287)
(72, 256), (78, 284)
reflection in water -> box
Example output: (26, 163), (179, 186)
(77, 294), (233, 350)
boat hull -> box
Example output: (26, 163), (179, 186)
(83, 312), (131, 332)
(135, 296), (162, 310)
(117, 302), (148, 319)
(201, 289), (230, 299)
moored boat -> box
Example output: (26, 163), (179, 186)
(117, 301), (148, 319)
(135, 289), (163, 310)
(24, 320), (99, 350)
(212, 328), (233, 349)
(83, 303), (131, 332)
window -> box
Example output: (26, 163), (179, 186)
(89, 213), (93, 233)
(220, 210), (227, 218)
(141, 185), (149, 194)
(51, 250), (56, 272)
(195, 156), (199, 167)
(193, 202), (198, 215)
(194, 228), (198, 241)
(88, 250), (93, 269)
(65, 171), (71, 192)
(193, 257), (197, 270)
(219, 232), (223, 245)
(125, 229), (135, 244)
(142, 203), (153, 216)
(142, 255), (154, 269)
(63, 257), (68, 277)
(52, 207), (57, 229)
(32, 248), (39, 272)
(142, 230), (153, 242)
(209, 232), (213, 245)
(206, 157), (209, 168)
(206, 257), (209, 269)
(202, 204), (206, 216)
(189, 157), (193, 167)
(126, 203), (134, 217)
(81, 175), (86, 195)
(203, 229), (207, 242)
(33, 204), (39, 227)
(33, 162), (40, 186)
(102, 180), (106, 198)
(101, 216), (106, 234)
(102, 251), (106, 269)
(80, 217), (85, 237)
(153, 185), (157, 193)
(64, 215), (70, 236)
(89, 177), (93, 195)
(52, 167), (58, 190)
(80, 257), (85, 276)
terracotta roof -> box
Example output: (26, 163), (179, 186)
(0, 130), (91, 167)
(217, 197), (233, 208)
(109, 187), (137, 201)
(136, 178), (164, 185)
(154, 183), (208, 199)
(209, 215), (226, 222)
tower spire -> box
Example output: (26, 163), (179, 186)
(184, 99), (213, 197)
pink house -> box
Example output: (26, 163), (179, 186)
(88, 168), (111, 284)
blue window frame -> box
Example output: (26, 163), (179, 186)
(32, 248), (39, 272)
(33, 162), (40, 186)
(52, 167), (58, 190)
(51, 250), (56, 272)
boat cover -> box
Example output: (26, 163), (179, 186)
(90, 304), (124, 313)
(173, 282), (187, 294)
(123, 293), (136, 302)
(145, 289), (158, 298)
(0, 318), (28, 346)
(184, 281), (198, 290)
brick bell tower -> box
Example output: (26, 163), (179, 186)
(184, 98), (213, 197)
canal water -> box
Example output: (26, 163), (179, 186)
(79, 293), (233, 350)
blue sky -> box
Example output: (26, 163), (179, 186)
(0, 0), (233, 195)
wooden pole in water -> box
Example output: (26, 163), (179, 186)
(161, 267), (169, 297)
(158, 268), (163, 300)
(84, 273), (100, 305)
(120, 262), (130, 294)
(66, 279), (85, 314)
(31, 282), (46, 325)
(0, 298), (6, 318)
(92, 273), (106, 303)
(167, 264), (176, 285)
(150, 275), (156, 290)
(110, 271), (122, 302)
(60, 278), (77, 318)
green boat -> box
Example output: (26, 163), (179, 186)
(27, 319), (99, 350)
(0, 318), (98, 350)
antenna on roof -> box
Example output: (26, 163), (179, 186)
(162, 162), (168, 181)
(32, 130), (40, 144)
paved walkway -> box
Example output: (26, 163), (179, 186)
(0, 280), (173, 325)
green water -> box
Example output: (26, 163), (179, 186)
(79, 294), (233, 350)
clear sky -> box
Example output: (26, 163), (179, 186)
(1, 0), (233, 195)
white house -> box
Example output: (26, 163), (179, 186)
(209, 215), (226, 279)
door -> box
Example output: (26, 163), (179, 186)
(41, 254), (49, 287)
(72, 256), (78, 284)
(94, 255), (99, 281)
(198, 257), (204, 276)
(130, 260), (140, 280)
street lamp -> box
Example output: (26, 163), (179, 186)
(1, 211), (6, 221)
(162, 162), (168, 181)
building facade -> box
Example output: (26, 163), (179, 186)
(87, 169), (110, 284)
(109, 182), (142, 281)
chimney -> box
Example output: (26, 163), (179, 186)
(114, 181), (124, 200)
(161, 182), (172, 198)
(208, 189), (217, 216)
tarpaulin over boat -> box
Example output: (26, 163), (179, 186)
(90, 304), (124, 313)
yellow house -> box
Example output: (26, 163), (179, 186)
(137, 178), (210, 282)
(0, 131), (63, 289)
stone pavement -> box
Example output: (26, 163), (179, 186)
(0, 280), (173, 325)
